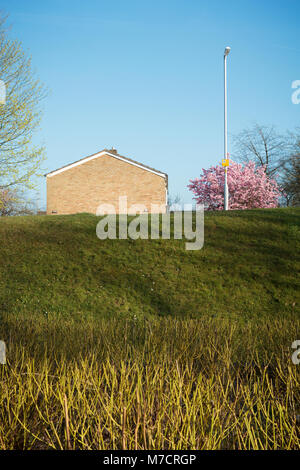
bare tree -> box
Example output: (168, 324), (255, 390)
(232, 124), (289, 176)
(0, 188), (38, 216)
(168, 193), (183, 212)
(281, 132), (300, 206)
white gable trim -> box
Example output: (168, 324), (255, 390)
(46, 151), (167, 178)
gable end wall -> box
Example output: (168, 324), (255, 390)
(46, 153), (167, 214)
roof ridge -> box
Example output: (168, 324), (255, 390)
(44, 149), (167, 178)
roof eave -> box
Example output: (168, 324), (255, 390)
(45, 149), (168, 179)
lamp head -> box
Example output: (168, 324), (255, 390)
(224, 46), (231, 56)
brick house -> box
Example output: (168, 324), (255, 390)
(45, 148), (168, 215)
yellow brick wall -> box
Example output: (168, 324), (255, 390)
(46, 153), (167, 215)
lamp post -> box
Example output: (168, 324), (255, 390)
(224, 46), (230, 211)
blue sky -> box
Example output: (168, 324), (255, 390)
(1, 0), (299, 208)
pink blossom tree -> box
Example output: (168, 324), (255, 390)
(188, 160), (281, 210)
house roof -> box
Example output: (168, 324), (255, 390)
(45, 148), (168, 180)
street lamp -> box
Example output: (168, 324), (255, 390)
(223, 46), (231, 211)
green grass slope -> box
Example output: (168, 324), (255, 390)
(0, 208), (299, 321)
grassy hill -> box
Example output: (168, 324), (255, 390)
(0, 207), (299, 322)
(0, 207), (300, 450)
